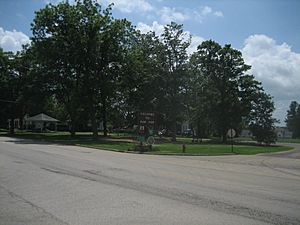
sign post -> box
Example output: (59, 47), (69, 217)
(138, 112), (156, 148)
(227, 128), (236, 153)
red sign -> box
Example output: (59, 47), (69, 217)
(139, 112), (155, 134)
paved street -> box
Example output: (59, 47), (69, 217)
(1, 136), (300, 225)
(261, 142), (300, 159)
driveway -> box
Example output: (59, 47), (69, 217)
(0, 136), (299, 225)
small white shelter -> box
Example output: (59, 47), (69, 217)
(25, 113), (59, 131)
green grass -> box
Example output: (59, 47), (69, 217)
(150, 143), (292, 155)
(79, 142), (134, 151)
(0, 130), (293, 155)
(278, 138), (300, 143)
(0, 130), (134, 151)
(175, 137), (209, 143)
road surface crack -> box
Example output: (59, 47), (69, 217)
(0, 184), (70, 225)
(261, 159), (300, 178)
(41, 166), (300, 225)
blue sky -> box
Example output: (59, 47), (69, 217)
(1, 0), (300, 125)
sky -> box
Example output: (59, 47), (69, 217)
(0, 0), (300, 126)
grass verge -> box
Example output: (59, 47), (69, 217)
(277, 138), (300, 144)
(0, 130), (293, 155)
(150, 143), (292, 155)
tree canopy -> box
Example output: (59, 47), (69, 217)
(286, 101), (300, 138)
(0, 0), (278, 143)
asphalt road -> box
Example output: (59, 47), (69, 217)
(260, 142), (300, 159)
(1, 136), (300, 225)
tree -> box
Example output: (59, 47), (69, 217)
(160, 22), (191, 141)
(32, 1), (86, 136)
(118, 30), (166, 130)
(97, 18), (135, 137)
(0, 45), (59, 133)
(32, 0), (136, 137)
(32, 0), (118, 136)
(187, 54), (213, 140)
(248, 92), (278, 145)
(286, 101), (300, 138)
(190, 40), (257, 142)
(15, 45), (59, 121)
(114, 23), (191, 140)
(0, 48), (16, 133)
(0, 47), (32, 133)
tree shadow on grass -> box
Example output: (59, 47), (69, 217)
(1, 133), (133, 148)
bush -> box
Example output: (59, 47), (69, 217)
(251, 126), (277, 145)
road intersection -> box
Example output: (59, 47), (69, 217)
(1, 136), (299, 225)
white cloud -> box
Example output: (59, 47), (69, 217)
(137, 21), (165, 36)
(157, 6), (223, 24)
(201, 6), (212, 16)
(188, 34), (205, 55)
(194, 6), (224, 23)
(103, 1), (223, 24)
(242, 34), (300, 98)
(0, 27), (30, 53)
(242, 34), (300, 123)
(158, 7), (189, 24)
(136, 21), (205, 55)
(103, 0), (153, 13)
(214, 11), (224, 17)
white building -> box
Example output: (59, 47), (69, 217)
(275, 127), (293, 139)
(240, 129), (253, 137)
(25, 113), (59, 131)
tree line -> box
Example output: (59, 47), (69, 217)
(0, 0), (278, 143)
(286, 101), (300, 138)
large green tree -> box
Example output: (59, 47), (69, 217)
(248, 92), (278, 145)
(0, 48), (17, 133)
(15, 45), (58, 120)
(118, 31), (166, 129)
(32, 0), (132, 136)
(190, 40), (270, 142)
(160, 22), (190, 141)
(286, 101), (300, 138)
(96, 18), (134, 137)
(0, 45), (59, 133)
(187, 53), (213, 140)
(32, 1), (87, 136)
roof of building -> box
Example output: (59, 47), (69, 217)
(25, 113), (59, 122)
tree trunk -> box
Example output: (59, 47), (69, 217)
(9, 104), (15, 135)
(101, 95), (108, 137)
(222, 129), (227, 143)
(92, 122), (98, 137)
(91, 108), (98, 138)
(9, 117), (15, 135)
(70, 120), (76, 137)
(197, 120), (202, 143)
(70, 128), (76, 137)
(20, 117), (24, 130)
(171, 120), (177, 142)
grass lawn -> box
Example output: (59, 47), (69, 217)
(0, 130), (293, 155)
(277, 138), (300, 143)
(79, 142), (134, 151)
(0, 130), (134, 151)
(151, 143), (292, 155)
